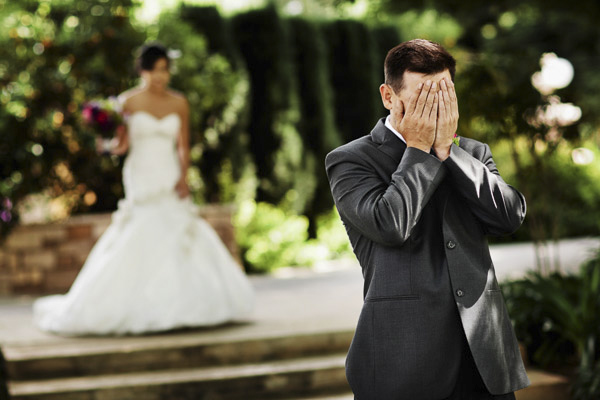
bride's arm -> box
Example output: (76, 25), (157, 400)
(110, 125), (129, 155)
(175, 98), (190, 198)
(94, 120), (129, 155)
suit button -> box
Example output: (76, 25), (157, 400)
(456, 289), (465, 297)
(447, 240), (456, 249)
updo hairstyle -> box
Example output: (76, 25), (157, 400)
(135, 42), (170, 72)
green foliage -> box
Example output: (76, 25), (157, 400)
(573, 359), (600, 400)
(288, 17), (341, 234)
(489, 140), (600, 243)
(502, 249), (600, 398)
(0, 0), (143, 236)
(234, 200), (310, 272)
(519, 144), (600, 241)
(315, 207), (353, 257)
(370, 25), (401, 114)
(231, 6), (317, 214)
(323, 19), (381, 143)
(179, 5), (242, 68)
(403, 10), (462, 44)
(234, 201), (351, 272)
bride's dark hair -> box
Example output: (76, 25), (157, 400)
(135, 42), (170, 72)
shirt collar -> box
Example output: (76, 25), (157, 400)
(385, 115), (406, 144)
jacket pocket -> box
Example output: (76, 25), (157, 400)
(365, 294), (420, 302)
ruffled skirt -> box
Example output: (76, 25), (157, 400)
(33, 194), (255, 335)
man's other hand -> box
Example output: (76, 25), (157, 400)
(433, 78), (459, 161)
(399, 80), (438, 153)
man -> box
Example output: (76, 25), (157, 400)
(325, 39), (530, 399)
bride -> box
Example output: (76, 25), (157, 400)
(33, 43), (255, 335)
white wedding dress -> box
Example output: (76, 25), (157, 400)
(33, 111), (255, 335)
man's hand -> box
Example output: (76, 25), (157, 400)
(399, 80), (439, 153)
(433, 78), (459, 161)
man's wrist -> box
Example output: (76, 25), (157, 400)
(433, 145), (451, 161)
(406, 142), (432, 153)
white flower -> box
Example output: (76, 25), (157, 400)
(531, 53), (574, 95)
(571, 148), (595, 165)
(534, 95), (581, 127)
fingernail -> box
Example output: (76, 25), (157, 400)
(432, 82), (437, 89)
(418, 83), (423, 89)
(426, 80), (431, 86)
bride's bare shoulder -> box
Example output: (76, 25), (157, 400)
(166, 89), (189, 112)
(118, 88), (145, 111)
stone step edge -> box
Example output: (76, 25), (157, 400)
(8, 353), (348, 396)
(281, 368), (571, 400)
(7, 362), (570, 398)
(3, 328), (355, 361)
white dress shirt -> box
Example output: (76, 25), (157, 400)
(384, 115), (407, 144)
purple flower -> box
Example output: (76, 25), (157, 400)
(0, 210), (11, 223)
(2, 198), (12, 209)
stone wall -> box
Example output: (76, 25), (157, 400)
(0, 204), (241, 296)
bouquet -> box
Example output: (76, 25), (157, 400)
(81, 97), (124, 154)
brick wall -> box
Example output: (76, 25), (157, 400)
(0, 204), (241, 296)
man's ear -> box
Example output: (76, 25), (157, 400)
(379, 84), (393, 110)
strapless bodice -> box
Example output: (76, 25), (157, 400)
(123, 111), (182, 202)
(127, 111), (180, 144)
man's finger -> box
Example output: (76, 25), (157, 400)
(438, 90), (445, 120)
(441, 79), (452, 115)
(448, 79), (458, 104)
(421, 81), (437, 118)
(415, 80), (433, 117)
(405, 82), (424, 115)
(429, 92), (439, 120)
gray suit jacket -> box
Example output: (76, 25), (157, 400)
(325, 118), (530, 399)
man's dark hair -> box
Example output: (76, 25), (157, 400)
(384, 39), (456, 92)
(136, 42), (170, 72)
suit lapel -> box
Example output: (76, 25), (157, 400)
(370, 118), (407, 165)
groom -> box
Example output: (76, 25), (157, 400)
(325, 39), (530, 399)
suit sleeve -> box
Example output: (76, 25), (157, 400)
(325, 147), (446, 246)
(443, 143), (526, 236)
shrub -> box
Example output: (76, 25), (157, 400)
(288, 17), (341, 235)
(234, 201), (352, 272)
(323, 19), (381, 143)
(0, 0), (143, 237)
(231, 6), (316, 213)
(502, 248), (600, 399)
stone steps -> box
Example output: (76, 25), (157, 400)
(4, 329), (354, 380)
(8, 354), (349, 400)
(2, 326), (571, 400)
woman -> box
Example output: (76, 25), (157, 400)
(33, 43), (255, 335)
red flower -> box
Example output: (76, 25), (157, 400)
(96, 110), (108, 124)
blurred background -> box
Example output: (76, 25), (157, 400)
(1, 0), (600, 398)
